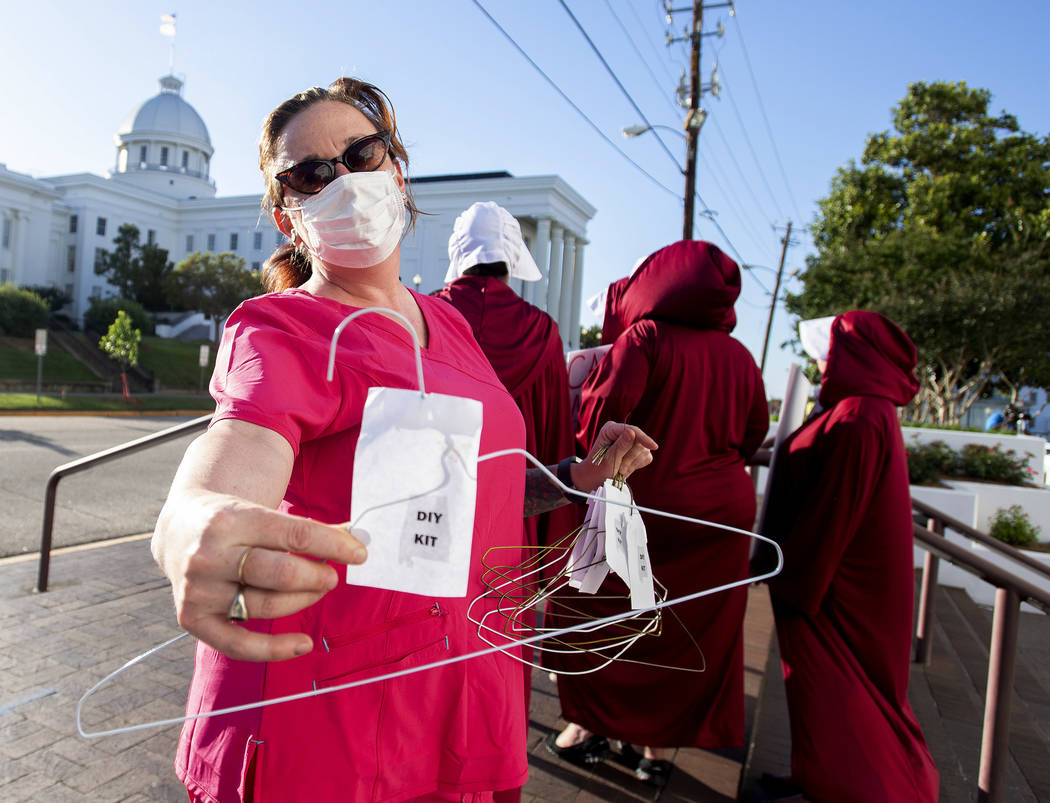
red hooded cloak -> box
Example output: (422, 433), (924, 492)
(551, 240), (768, 747)
(764, 311), (939, 802)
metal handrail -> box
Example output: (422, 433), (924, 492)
(36, 414), (212, 593)
(912, 524), (1050, 612)
(911, 500), (1050, 803)
(912, 496), (1050, 580)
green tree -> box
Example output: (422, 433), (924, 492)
(95, 224), (175, 311)
(165, 252), (264, 347)
(0, 283), (49, 336)
(99, 310), (141, 399)
(788, 82), (1050, 426)
(579, 324), (601, 349)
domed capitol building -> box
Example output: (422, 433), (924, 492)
(0, 75), (593, 347)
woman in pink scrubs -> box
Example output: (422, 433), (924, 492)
(151, 78), (655, 803)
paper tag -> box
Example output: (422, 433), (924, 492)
(603, 482), (631, 582)
(624, 508), (655, 610)
(349, 387), (481, 597)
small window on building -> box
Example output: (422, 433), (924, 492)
(0, 269), (9, 282)
(67, 245), (76, 271)
(94, 248), (106, 270)
(147, 229), (156, 245)
(69, 214), (78, 233)
(160, 146), (169, 166)
(185, 234), (194, 252)
(207, 233), (216, 251)
(139, 145), (147, 164)
(275, 231), (285, 247)
(229, 233), (238, 251)
(253, 231), (263, 250)
(1, 217), (11, 249)
(251, 261), (261, 271)
(96, 217), (107, 236)
(90, 286), (102, 300)
(65, 283), (74, 299)
(182, 150), (189, 169)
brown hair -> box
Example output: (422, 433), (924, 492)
(463, 261), (509, 278)
(258, 77), (419, 292)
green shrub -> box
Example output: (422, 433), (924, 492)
(906, 440), (957, 485)
(83, 296), (153, 335)
(907, 440), (1035, 486)
(989, 504), (1040, 547)
(0, 283), (49, 336)
(955, 444), (1031, 485)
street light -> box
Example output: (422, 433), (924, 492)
(412, 273), (422, 291)
(621, 123), (687, 140)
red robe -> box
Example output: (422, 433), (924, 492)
(436, 276), (577, 550)
(763, 311), (939, 802)
(552, 241), (768, 747)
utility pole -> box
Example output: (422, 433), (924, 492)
(682, 0), (703, 240)
(760, 220), (792, 375)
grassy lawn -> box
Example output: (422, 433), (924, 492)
(139, 336), (217, 390)
(0, 337), (99, 382)
(0, 393), (215, 412)
(1, 334), (218, 391)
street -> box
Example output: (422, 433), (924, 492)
(1, 415), (203, 558)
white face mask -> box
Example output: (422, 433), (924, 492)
(290, 170), (406, 269)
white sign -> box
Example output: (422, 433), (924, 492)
(34, 329), (47, 356)
(198, 344), (210, 367)
(565, 345), (612, 430)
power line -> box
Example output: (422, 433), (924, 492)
(471, 0), (750, 264)
(556, 0), (682, 173)
(698, 149), (774, 255)
(731, 11), (806, 224)
(623, 0), (681, 85)
(717, 63), (785, 220)
(706, 111), (777, 227)
(602, 0), (681, 119)
(691, 190), (747, 265)
(469, 0), (680, 201)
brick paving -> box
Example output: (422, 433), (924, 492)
(0, 538), (776, 802)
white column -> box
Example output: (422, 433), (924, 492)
(558, 234), (576, 349)
(545, 224), (564, 317)
(569, 242), (586, 350)
(527, 218), (551, 310)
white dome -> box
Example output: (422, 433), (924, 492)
(117, 75), (211, 149)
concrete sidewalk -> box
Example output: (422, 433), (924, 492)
(0, 538), (774, 802)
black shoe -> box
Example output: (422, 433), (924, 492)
(619, 744), (673, 787)
(635, 756), (672, 787)
(544, 732), (610, 766)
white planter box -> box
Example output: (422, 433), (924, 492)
(910, 482), (1050, 614)
(902, 426), (1047, 484)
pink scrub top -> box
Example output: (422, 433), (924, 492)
(176, 289), (529, 803)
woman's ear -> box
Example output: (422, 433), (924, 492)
(272, 207), (295, 238)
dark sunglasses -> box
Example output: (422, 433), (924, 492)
(276, 131), (392, 196)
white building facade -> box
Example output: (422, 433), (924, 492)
(0, 75), (594, 349)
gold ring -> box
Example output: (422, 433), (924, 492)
(236, 547), (253, 585)
(228, 585), (249, 622)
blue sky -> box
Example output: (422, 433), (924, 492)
(2, 0), (1048, 395)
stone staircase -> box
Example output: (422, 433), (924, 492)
(47, 324), (154, 393)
